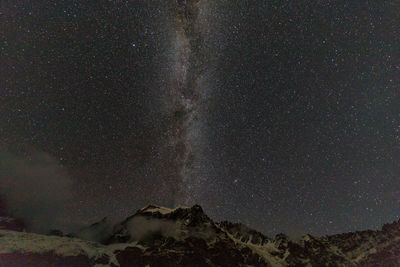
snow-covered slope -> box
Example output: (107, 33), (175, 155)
(0, 229), (131, 266)
(1, 205), (400, 266)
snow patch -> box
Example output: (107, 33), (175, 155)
(140, 205), (189, 215)
(0, 229), (138, 266)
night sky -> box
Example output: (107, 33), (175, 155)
(1, 0), (399, 237)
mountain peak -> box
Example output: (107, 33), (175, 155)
(2, 205), (400, 266)
(134, 204), (209, 225)
(138, 204), (190, 215)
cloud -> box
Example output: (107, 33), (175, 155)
(126, 216), (182, 243)
(0, 148), (74, 233)
(77, 217), (112, 243)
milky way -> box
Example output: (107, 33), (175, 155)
(164, 0), (208, 205)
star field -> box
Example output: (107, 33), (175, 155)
(1, 0), (399, 236)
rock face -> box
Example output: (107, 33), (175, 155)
(1, 204), (400, 266)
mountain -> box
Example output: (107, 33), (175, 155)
(1, 204), (400, 266)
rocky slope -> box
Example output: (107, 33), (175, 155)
(1, 204), (400, 266)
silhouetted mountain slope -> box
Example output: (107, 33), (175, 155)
(1, 205), (400, 266)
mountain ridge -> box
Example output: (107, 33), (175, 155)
(1, 204), (400, 266)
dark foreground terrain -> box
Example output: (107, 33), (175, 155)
(1, 205), (400, 266)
